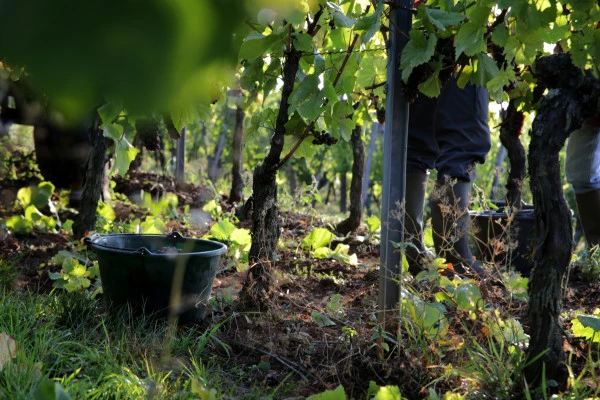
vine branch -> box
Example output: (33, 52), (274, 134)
(273, 32), (361, 171)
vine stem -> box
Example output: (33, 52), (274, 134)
(273, 32), (361, 172)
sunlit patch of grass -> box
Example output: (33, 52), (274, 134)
(0, 289), (286, 399)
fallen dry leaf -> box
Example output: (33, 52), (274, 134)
(0, 332), (16, 370)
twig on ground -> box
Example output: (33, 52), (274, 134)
(235, 341), (331, 388)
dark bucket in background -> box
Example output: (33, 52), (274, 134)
(470, 203), (535, 276)
(85, 232), (227, 323)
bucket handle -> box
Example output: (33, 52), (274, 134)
(136, 247), (152, 255)
(83, 232), (186, 255)
(169, 231), (185, 240)
(83, 233), (100, 246)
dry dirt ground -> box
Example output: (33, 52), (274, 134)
(1, 163), (599, 398)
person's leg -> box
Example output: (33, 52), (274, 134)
(565, 123), (600, 247)
(404, 95), (438, 274)
(430, 81), (490, 274)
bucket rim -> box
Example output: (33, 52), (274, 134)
(84, 232), (228, 257)
(469, 208), (535, 220)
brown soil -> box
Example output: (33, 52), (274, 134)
(1, 167), (599, 398)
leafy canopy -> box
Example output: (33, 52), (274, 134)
(0, 0), (297, 119)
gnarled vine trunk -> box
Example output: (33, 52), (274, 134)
(499, 100), (526, 208)
(73, 118), (107, 239)
(240, 46), (301, 305)
(337, 124), (365, 234)
(526, 53), (600, 390)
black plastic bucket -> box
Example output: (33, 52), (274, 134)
(470, 205), (535, 276)
(85, 232), (227, 323)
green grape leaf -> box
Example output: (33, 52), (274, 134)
(113, 136), (139, 176)
(504, 30), (543, 65)
(48, 272), (62, 280)
(33, 379), (73, 400)
(330, 244), (358, 266)
(24, 205), (43, 223)
(487, 67), (516, 103)
(69, 263), (88, 279)
(418, 70), (442, 98)
(17, 181), (55, 210)
(288, 74), (320, 116)
(102, 122), (123, 141)
(88, 263), (100, 279)
(5, 215), (33, 235)
(239, 31), (284, 60)
(16, 186), (32, 209)
(62, 258), (80, 275)
(297, 91), (325, 122)
(400, 30), (437, 82)
(97, 201), (116, 222)
(209, 220), (237, 242)
(331, 5), (356, 28)
(578, 314), (600, 333)
(293, 33), (314, 53)
(140, 216), (166, 234)
(313, 246), (333, 259)
(288, 135), (318, 160)
(302, 227), (335, 251)
(425, 8), (465, 32)
(492, 24), (509, 47)
(356, 54), (386, 90)
(263, 59), (281, 100)
(241, 57), (265, 91)
(170, 105), (204, 133)
(539, 22), (570, 45)
(230, 228), (251, 250)
(473, 53), (499, 89)
(454, 22), (486, 59)
(468, 3), (492, 26)
(322, 80), (339, 106)
(306, 385), (346, 400)
(338, 119), (355, 142)
(372, 384), (405, 400)
(455, 283), (482, 311)
(329, 28), (352, 51)
(365, 216), (381, 233)
(355, 2), (383, 43)
(98, 101), (122, 125)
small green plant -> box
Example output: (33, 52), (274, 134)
(401, 287), (449, 340)
(306, 385), (346, 400)
(370, 324), (398, 354)
(3, 181), (61, 235)
(141, 190), (179, 219)
(364, 215), (381, 243)
(571, 308), (600, 344)
(204, 218), (251, 265)
(501, 271), (529, 302)
(302, 227), (358, 266)
(576, 245), (600, 281)
(326, 293), (345, 318)
(46, 246), (102, 296)
(367, 381), (407, 400)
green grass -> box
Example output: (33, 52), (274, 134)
(0, 290), (288, 400)
(2, 242), (600, 399)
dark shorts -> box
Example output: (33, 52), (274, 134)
(407, 80), (490, 182)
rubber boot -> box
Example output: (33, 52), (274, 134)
(430, 179), (483, 275)
(575, 189), (600, 247)
(404, 173), (429, 275)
